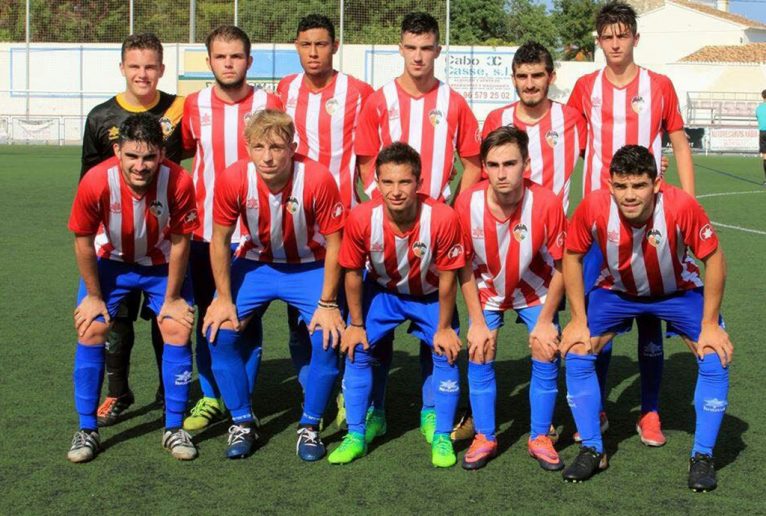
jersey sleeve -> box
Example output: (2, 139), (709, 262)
(675, 192), (719, 260)
(433, 206), (467, 271)
(181, 96), (197, 152)
(566, 196), (595, 253)
(310, 168), (345, 235)
(543, 194), (568, 261)
(276, 77), (289, 105)
(168, 168), (200, 235)
(80, 115), (103, 179)
(213, 162), (245, 227)
(453, 191), (475, 262)
(574, 110), (587, 154)
(566, 77), (587, 117)
(455, 96), (481, 158)
(481, 108), (502, 139)
(338, 207), (368, 270)
(268, 92), (285, 112)
(68, 170), (104, 234)
(354, 93), (382, 157)
(660, 76), (684, 133)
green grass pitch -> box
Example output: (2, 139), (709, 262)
(1, 145), (764, 513)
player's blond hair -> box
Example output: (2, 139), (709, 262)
(244, 109), (295, 146)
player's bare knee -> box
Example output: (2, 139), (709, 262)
(530, 345), (551, 362)
(591, 334), (614, 354)
(159, 318), (192, 344)
(78, 322), (109, 345)
(567, 343), (590, 356)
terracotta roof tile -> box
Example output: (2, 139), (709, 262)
(680, 42), (766, 62)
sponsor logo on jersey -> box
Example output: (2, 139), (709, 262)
(438, 380), (459, 393)
(174, 370), (193, 386)
(108, 126), (120, 140)
(388, 106), (400, 120)
(184, 210), (198, 224)
(472, 227), (484, 239)
(332, 202), (344, 219)
(647, 228), (663, 248)
(110, 202), (122, 214)
(286, 196), (300, 214)
(512, 223), (528, 242)
(325, 97), (339, 116)
(286, 96), (298, 109)
(412, 241), (427, 258)
(448, 243), (464, 259)
(201, 113), (212, 126)
(566, 393), (576, 408)
(370, 242), (384, 253)
(699, 224), (714, 241)
(428, 109), (443, 127)
(556, 231), (566, 248)
(149, 200), (165, 217)
(631, 95), (645, 114)
(159, 117), (174, 138)
(246, 197), (259, 210)
(545, 129), (560, 148)
(607, 229), (619, 243)
(474, 128), (481, 142)
(641, 342), (663, 358)
(592, 97), (602, 108)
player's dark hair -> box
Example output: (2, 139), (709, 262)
(596, 1), (638, 37)
(481, 126), (529, 163)
(512, 41), (554, 74)
(610, 145), (657, 180)
(118, 113), (165, 149)
(297, 14), (336, 42)
(401, 12), (440, 42)
(761, 89), (766, 99)
(206, 25), (251, 58)
(121, 33), (163, 63)
(375, 142), (422, 181)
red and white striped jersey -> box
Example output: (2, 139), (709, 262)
(567, 184), (718, 297)
(455, 180), (567, 311)
(213, 156), (345, 264)
(567, 67), (684, 194)
(182, 86), (284, 242)
(339, 195), (465, 296)
(277, 72), (373, 209)
(482, 101), (585, 212)
(355, 79), (481, 200)
(69, 157), (199, 265)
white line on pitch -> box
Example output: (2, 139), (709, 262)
(697, 190), (765, 199)
(711, 221), (766, 236)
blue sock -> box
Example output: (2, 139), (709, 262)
(73, 344), (105, 430)
(162, 344), (192, 429)
(566, 353), (603, 453)
(209, 329), (253, 424)
(637, 315), (663, 414)
(692, 353), (729, 456)
(530, 358), (559, 439)
(195, 325), (219, 399)
(300, 331), (339, 426)
(343, 351), (372, 435)
(595, 341), (612, 411)
(432, 353), (460, 434)
(420, 341), (435, 410)
(468, 360), (496, 440)
(287, 307), (311, 392)
(370, 338), (392, 410)
(241, 317), (263, 396)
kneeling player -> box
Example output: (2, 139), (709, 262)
(455, 126), (567, 470)
(329, 142), (465, 467)
(560, 145), (732, 491)
(203, 110), (345, 461)
(67, 113), (198, 463)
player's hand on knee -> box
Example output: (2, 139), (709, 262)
(467, 321), (492, 364)
(696, 322), (734, 367)
(434, 328), (462, 365)
(529, 321), (560, 361)
(159, 297), (195, 329)
(560, 319), (591, 356)
(309, 305), (346, 350)
(341, 326), (368, 362)
(74, 294), (110, 337)
(203, 297), (239, 344)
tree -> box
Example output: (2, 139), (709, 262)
(450, 0), (510, 45)
(553, 0), (602, 60)
(507, 0), (558, 52)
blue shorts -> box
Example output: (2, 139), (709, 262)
(360, 280), (459, 348)
(587, 287), (724, 342)
(229, 258), (324, 325)
(583, 244), (604, 294)
(483, 305), (559, 333)
(76, 259), (194, 323)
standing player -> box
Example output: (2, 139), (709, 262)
(181, 25), (284, 431)
(455, 127), (567, 471)
(353, 12), (482, 441)
(755, 89), (766, 185)
(560, 145), (731, 492)
(566, 1), (696, 445)
(328, 142), (465, 467)
(277, 14), (373, 408)
(67, 113), (198, 463)
(81, 33), (185, 427)
(203, 110), (345, 461)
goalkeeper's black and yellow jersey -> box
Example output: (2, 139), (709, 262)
(80, 91), (184, 178)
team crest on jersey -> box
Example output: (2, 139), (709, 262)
(631, 96), (645, 114)
(110, 202), (121, 213)
(545, 130), (560, 148)
(332, 202), (344, 219)
(286, 96), (298, 109)
(108, 126), (120, 141)
(388, 106), (400, 120)
(201, 113), (212, 126)
(412, 241), (427, 258)
(184, 210), (198, 224)
(286, 196), (300, 214)
(556, 231), (566, 248)
(159, 117), (174, 138)
(699, 224), (715, 241)
(447, 243), (464, 260)
(607, 230), (619, 243)
(472, 227), (484, 239)
(429, 109), (443, 127)
(325, 98), (339, 116)
(512, 223), (528, 242)
(647, 228), (663, 248)
(246, 197), (259, 210)
(149, 200), (165, 217)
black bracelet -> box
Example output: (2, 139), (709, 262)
(349, 322), (365, 328)
(317, 300), (340, 310)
